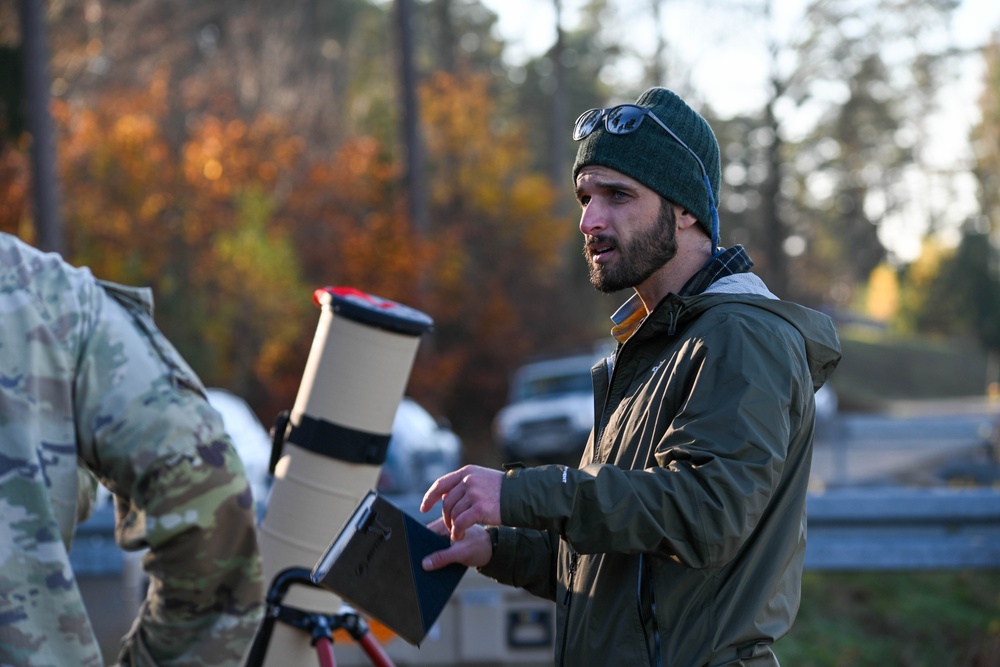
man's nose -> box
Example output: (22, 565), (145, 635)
(579, 204), (606, 236)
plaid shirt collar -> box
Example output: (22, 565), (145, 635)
(677, 245), (754, 297)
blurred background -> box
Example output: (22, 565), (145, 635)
(3, 0), (999, 665)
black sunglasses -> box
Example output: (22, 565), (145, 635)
(572, 103), (720, 251)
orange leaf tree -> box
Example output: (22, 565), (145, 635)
(414, 71), (581, 438)
(283, 70), (586, 446)
(53, 73), (313, 415)
(30, 64), (596, 457)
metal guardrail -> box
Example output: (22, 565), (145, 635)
(804, 487), (1000, 570)
(72, 487), (1000, 576)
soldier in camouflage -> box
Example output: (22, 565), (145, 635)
(0, 232), (264, 666)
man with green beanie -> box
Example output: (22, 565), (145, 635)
(421, 87), (842, 666)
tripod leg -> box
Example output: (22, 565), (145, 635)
(356, 632), (395, 667)
(314, 636), (336, 667)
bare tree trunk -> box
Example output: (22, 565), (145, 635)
(395, 0), (427, 239)
(761, 91), (789, 296)
(648, 0), (667, 86)
(550, 0), (568, 208)
(434, 0), (455, 73)
(18, 0), (62, 253)
(760, 0), (789, 297)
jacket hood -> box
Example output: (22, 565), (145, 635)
(643, 279), (842, 391)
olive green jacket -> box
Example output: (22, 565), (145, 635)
(482, 273), (841, 666)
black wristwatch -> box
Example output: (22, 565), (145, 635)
(485, 525), (500, 555)
(502, 462), (524, 479)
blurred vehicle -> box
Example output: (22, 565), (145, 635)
(377, 397), (463, 495)
(493, 346), (610, 465)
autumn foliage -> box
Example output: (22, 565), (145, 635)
(2, 66), (586, 451)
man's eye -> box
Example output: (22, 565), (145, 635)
(579, 195), (591, 206)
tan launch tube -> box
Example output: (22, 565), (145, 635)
(255, 287), (433, 665)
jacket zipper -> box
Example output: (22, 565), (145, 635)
(585, 306), (676, 666)
(637, 554), (661, 666)
(593, 354), (615, 452)
(558, 551), (579, 666)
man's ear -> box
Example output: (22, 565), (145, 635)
(676, 207), (701, 232)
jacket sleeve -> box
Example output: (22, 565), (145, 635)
(74, 281), (263, 667)
(500, 309), (812, 570)
(477, 525), (561, 602)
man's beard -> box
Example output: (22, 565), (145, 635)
(583, 201), (677, 294)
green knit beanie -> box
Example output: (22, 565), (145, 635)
(572, 87), (722, 249)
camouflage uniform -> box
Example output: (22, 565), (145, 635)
(0, 233), (264, 666)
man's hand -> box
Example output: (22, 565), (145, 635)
(420, 465), (503, 541)
(421, 520), (492, 571)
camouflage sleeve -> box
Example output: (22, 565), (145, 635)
(0, 240), (104, 667)
(73, 281), (263, 667)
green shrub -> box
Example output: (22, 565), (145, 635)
(776, 571), (1000, 667)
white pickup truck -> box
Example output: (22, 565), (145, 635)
(492, 346), (611, 465)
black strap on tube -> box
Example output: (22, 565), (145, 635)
(285, 414), (391, 466)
